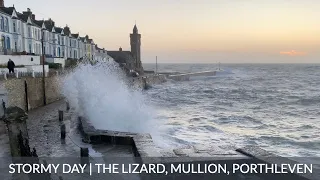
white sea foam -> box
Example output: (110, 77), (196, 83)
(60, 60), (161, 135)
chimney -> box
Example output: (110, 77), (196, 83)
(47, 18), (55, 26)
(31, 14), (35, 20)
(23, 8), (32, 16)
(119, 47), (122, 51)
(0, 0), (4, 7)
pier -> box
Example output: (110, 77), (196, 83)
(167, 70), (219, 81)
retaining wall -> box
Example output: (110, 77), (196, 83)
(0, 55), (41, 66)
(0, 65), (49, 74)
(0, 75), (61, 114)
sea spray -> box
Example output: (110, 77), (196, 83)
(60, 59), (160, 135)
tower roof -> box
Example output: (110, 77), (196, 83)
(133, 24), (138, 34)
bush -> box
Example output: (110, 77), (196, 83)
(0, 64), (25, 68)
(47, 63), (62, 69)
(65, 59), (79, 68)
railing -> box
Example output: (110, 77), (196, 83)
(0, 70), (62, 80)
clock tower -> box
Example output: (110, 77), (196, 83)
(130, 24), (141, 71)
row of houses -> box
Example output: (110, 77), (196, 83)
(0, 1), (108, 62)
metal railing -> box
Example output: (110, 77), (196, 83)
(0, 70), (63, 80)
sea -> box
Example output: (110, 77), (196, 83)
(142, 63), (320, 157)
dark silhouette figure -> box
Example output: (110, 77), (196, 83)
(7, 59), (15, 73)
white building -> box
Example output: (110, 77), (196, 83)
(0, 6), (42, 55)
(0, 1), (103, 66)
(95, 45), (109, 61)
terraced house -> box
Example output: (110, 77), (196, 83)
(0, 0), (107, 63)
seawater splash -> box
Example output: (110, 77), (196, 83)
(60, 60), (159, 135)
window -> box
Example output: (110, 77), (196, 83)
(5, 17), (9, 32)
(6, 37), (10, 49)
(0, 17), (3, 30)
(58, 35), (60, 45)
(13, 21), (16, 32)
(29, 44), (32, 53)
(28, 27), (31, 38)
(4, 18), (7, 32)
(17, 21), (20, 33)
(35, 29), (37, 39)
(14, 42), (17, 52)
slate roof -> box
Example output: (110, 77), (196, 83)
(108, 51), (134, 64)
(16, 13), (29, 22)
(54, 27), (63, 33)
(79, 37), (86, 42)
(33, 20), (44, 27)
(0, 7), (14, 16)
(71, 33), (79, 38)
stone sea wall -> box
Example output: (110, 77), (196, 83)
(0, 75), (61, 113)
(1, 74), (166, 115)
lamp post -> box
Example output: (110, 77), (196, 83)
(155, 56), (158, 75)
(41, 29), (46, 105)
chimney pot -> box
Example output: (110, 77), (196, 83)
(27, 8), (31, 12)
(0, 0), (4, 7)
(119, 47), (122, 51)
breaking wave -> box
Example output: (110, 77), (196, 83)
(60, 60), (160, 135)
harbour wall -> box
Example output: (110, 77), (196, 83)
(131, 74), (167, 89)
(167, 70), (217, 81)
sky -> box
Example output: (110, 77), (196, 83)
(9, 0), (320, 63)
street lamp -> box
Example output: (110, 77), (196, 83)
(41, 29), (46, 105)
(155, 56), (158, 75)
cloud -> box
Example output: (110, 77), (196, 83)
(280, 50), (306, 56)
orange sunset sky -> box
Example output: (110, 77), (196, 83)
(9, 0), (320, 63)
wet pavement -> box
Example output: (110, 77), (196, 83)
(0, 121), (10, 157)
(27, 100), (135, 158)
(26, 100), (139, 179)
